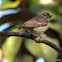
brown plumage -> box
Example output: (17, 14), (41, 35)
(11, 13), (52, 37)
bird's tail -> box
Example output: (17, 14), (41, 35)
(9, 26), (23, 30)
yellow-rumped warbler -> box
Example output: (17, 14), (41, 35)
(11, 13), (52, 37)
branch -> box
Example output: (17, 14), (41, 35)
(0, 30), (62, 54)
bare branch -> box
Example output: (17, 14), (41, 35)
(0, 30), (62, 54)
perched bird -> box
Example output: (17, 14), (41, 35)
(11, 13), (52, 37)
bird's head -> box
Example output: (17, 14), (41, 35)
(43, 13), (52, 18)
(42, 13), (52, 22)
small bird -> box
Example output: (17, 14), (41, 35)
(11, 13), (52, 37)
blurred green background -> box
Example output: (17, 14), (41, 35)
(0, 0), (62, 62)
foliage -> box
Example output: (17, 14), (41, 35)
(0, 0), (62, 62)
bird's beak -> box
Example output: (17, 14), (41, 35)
(49, 15), (52, 18)
(51, 15), (52, 17)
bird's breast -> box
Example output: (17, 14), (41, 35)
(33, 23), (50, 34)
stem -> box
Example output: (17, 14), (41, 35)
(0, 30), (62, 54)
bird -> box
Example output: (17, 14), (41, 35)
(11, 13), (52, 37)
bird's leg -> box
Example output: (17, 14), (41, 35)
(37, 33), (42, 38)
(27, 30), (34, 36)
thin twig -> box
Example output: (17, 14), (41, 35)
(0, 30), (62, 54)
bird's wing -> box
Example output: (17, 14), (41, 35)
(22, 20), (48, 28)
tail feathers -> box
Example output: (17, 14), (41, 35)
(10, 26), (23, 30)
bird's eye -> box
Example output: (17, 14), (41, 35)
(44, 14), (47, 16)
(44, 13), (49, 16)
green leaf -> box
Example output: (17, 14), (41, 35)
(2, 28), (25, 62)
(24, 34), (59, 62)
(0, 0), (21, 9)
(50, 16), (62, 35)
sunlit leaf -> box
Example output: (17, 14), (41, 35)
(50, 16), (62, 35)
(25, 34), (59, 62)
(2, 26), (25, 62)
(0, 0), (21, 9)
